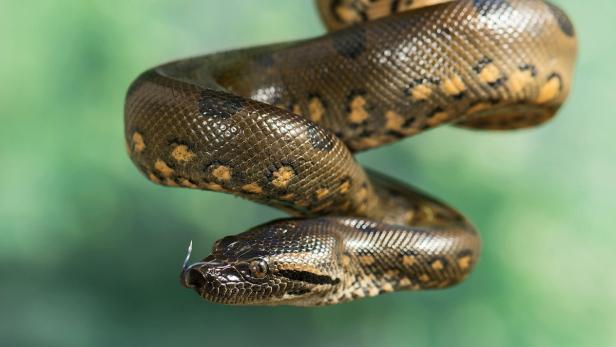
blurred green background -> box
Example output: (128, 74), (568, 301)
(1, 1), (614, 346)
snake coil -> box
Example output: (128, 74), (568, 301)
(125, 0), (577, 306)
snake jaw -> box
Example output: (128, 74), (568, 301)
(181, 259), (282, 305)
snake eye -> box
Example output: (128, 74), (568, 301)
(249, 259), (268, 279)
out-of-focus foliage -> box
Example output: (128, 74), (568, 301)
(0, 1), (614, 346)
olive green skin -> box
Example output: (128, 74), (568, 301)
(124, 0), (577, 306)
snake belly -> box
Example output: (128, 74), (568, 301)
(124, 0), (577, 306)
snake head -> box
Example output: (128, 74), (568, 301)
(180, 218), (344, 306)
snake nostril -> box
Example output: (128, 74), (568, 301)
(185, 268), (207, 289)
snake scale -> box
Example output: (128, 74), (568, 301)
(124, 0), (577, 306)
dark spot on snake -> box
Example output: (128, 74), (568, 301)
(307, 122), (335, 152)
(277, 270), (340, 285)
(427, 107), (445, 118)
(254, 53), (275, 68)
(402, 116), (416, 128)
(358, 128), (374, 138)
(453, 91), (466, 100)
(435, 27), (454, 40)
(353, 220), (378, 233)
(390, 0), (401, 14)
(401, 249), (419, 257)
(519, 64), (538, 77)
(287, 288), (311, 296)
(390, 0), (414, 14)
(331, 26), (366, 59)
(385, 130), (407, 139)
(546, 3), (575, 37)
(473, 0), (511, 15)
(198, 89), (246, 119)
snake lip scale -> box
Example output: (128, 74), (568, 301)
(124, 0), (577, 306)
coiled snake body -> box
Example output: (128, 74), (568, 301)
(125, 0), (577, 306)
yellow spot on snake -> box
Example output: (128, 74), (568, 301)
(347, 95), (369, 124)
(422, 206), (435, 221)
(353, 288), (366, 298)
(368, 287), (379, 297)
(147, 172), (161, 184)
(339, 180), (351, 194)
(404, 210), (415, 224)
(467, 102), (492, 115)
(426, 110), (449, 126)
(132, 132), (145, 153)
(478, 63), (503, 85)
(381, 283), (394, 293)
(272, 166), (295, 189)
(316, 188), (329, 200)
(535, 75), (562, 104)
(335, 6), (362, 24)
(508, 69), (534, 94)
(163, 178), (178, 187)
(355, 137), (382, 149)
(280, 193), (295, 201)
(292, 104), (302, 116)
(419, 274), (430, 283)
(179, 178), (197, 188)
(342, 255), (351, 267)
(402, 255), (416, 266)
(359, 255), (375, 266)
(242, 183), (263, 194)
(399, 277), (412, 287)
(309, 97), (325, 123)
(356, 186), (368, 201)
(385, 110), (405, 130)
(441, 75), (466, 96)
(431, 260), (444, 271)
(409, 84), (432, 102)
(385, 270), (399, 278)
(458, 256), (472, 270)
(154, 159), (174, 178)
(200, 182), (224, 192)
(211, 165), (232, 182)
(171, 145), (195, 163)
(437, 280), (451, 289)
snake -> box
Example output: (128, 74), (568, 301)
(124, 0), (577, 306)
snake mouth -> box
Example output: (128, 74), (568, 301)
(180, 262), (222, 296)
(181, 261), (256, 303)
(182, 267), (208, 289)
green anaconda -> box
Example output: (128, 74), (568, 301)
(124, 0), (577, 306)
